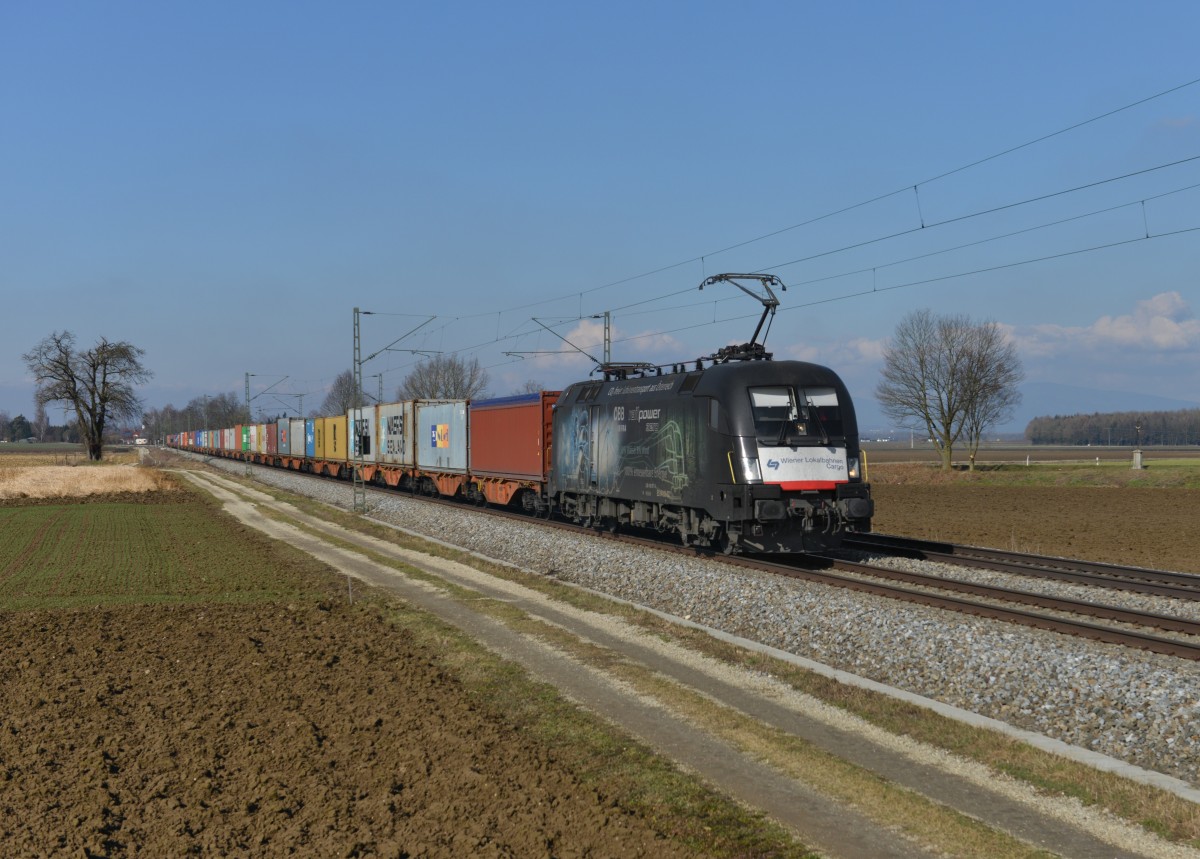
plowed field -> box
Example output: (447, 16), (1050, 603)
(870, 483), (1200, 573)
(0, 601), (706, 858)
(3, 460), (1199, 856)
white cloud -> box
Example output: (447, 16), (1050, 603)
(518, 317), (686, 378)
(1017, 291), (1200, 356)
(782, 336), (885, 367)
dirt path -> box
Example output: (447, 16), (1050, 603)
(172, 469), (1193, 859)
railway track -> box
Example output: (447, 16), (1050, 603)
(498, 509), (1200, 661)
(545, 520), (1200, 663)
(214, 457), (1200, 661)
(761, 552), (1200, 662)
(844, 533), (1200, 598)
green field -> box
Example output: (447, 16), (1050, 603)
(0, 495), (328, 611)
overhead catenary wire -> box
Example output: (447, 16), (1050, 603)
(382, 75), (1200, 329)
(354, 76), (1200, 379)
(572, 224), (1200, 359)
(414, 213), (1200, 376)
(474, 75), (1200, 319)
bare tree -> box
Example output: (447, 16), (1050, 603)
(32, 400), (50, 441)
(320, 369), (359, 415)
(876, 310), (1022, 471)
(960, 323), (1022, 468)
(397, 355), (490, 400)
(513, 379), (546, 395)
(23, 331), (152, 460)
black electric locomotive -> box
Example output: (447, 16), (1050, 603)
(549, 357), (873, 553)
(548, 272), (872, 553)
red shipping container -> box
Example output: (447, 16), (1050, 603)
(468, 392), (559, 480)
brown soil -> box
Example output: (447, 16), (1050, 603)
(5, 471), (1199, 856)
(870, 484), (1200, 574)
(0, 599), (704, 858)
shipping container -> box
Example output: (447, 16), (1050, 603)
(317, 415), (348, 461)
(289, 418), (306, 458)
(376, 402), (415, 466)
(305, 419), (316, 457)
(238, 425), (248, 452)
(276, 420), (289, 455)
(347, 405), (378, 462)
(415, 400), (467, 473)
(256, 423), (269, 455)
(266, 422), (279, 455)
(468, 392), (559, 480)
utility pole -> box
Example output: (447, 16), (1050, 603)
(599, 310), (611, 365)
(352, 307), (367, 512)
(244, 372), (252, 476)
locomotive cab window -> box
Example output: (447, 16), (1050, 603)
(749, 386), (843, 446)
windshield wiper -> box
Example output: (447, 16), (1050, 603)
(800, 401), (830, 446)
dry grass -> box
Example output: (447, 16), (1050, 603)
(0, 464), (171, 499)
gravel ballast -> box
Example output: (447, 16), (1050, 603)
(210, 459), (1200, 789)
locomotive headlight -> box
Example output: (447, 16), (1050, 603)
(847, 456), (861, 480)
(740, 456), (763, 483)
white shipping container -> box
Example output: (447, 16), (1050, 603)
(347, 404), (378, 463)
(289, 419), (307, 458)
(415, 400), (467, 473)
(376, 402), (415, 466)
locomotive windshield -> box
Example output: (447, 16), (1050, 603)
(749, 386), (844, 446)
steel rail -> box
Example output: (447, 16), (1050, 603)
(724, 554), (1200, 662)
(801, 554), (1200, 635)
(213, 458), (1200, 661)
(844, 533), (1200, 598)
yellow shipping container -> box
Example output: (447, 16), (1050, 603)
(317, 415), (348, 461)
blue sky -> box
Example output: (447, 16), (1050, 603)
(3, 2), (1198, 433)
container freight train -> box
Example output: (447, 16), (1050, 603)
(169, 361), (873, 553)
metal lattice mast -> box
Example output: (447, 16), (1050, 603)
(601, 310), (611, 364)
(244, 372), (252, 476)
(352, 307), (367, 512)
